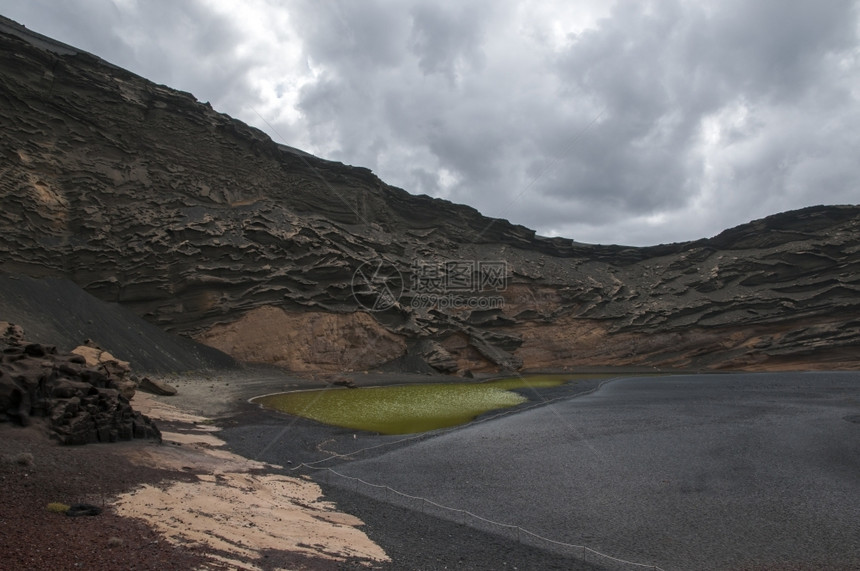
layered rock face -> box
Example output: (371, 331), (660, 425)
(1, 17), (859, 373)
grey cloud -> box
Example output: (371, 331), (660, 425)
(408, 1), (491, 80)
(507, 0), (860, 243)
(0, 0), (266, 113)
(293, 0), (407, 71)
(0, 0), (134, 66)
(114, 2), (262, 111)
(705, 0), (858, 101)
(2, 0), (858, 246)
(409, 167), (442, 196)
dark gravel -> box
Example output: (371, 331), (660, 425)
(321, 482), (605, 571)
(320, 372), (860, 570)
(218, 376), (615, 570)
(6, 371), (857, 570)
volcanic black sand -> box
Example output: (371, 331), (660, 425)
(0, 273), (236, 372)
(210, 371), (609, 569)
(215, 371), (860, 571)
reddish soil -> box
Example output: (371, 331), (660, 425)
(0, 420), (215, 570)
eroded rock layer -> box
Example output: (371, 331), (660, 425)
(1, 17), (859, 372)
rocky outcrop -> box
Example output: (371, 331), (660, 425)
(1, 16), (859, 372)
(0, 322), (160, 445)
(71, 341), (136, 399)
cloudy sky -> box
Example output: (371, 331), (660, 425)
(2, 1), (858, 246)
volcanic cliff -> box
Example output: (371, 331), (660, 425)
(2, 16), (859, 374)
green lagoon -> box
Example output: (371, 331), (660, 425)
(252, 375), (584, 435)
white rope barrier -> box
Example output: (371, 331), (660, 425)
(281, 376), (667, 569)
(302, 464), (666, 570)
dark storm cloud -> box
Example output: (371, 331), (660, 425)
(409, 2), (490, 79)
(297, 0), (830, 242)
(0, 0), (133, 64)
(1, 0), (858, 245)
(0, 0), (269, 114)
(293, 0), (501, 172)
(503, 0), (860, 243)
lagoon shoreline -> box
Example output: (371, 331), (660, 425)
(7, 366), (854, 569)
(168, 366), (614, 569)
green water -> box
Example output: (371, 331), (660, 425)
(252, 375), (579, 435)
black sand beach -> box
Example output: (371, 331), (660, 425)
(217, 373), (610, 569)
(214, 370), (860, 570)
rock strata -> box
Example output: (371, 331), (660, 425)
(0, 322), (160, 445)
(1, 17), (859, 372)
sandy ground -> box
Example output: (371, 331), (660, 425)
(112, 367), (609, 571)
(5, 360), (855, 570)
(114, 376), (391, 570)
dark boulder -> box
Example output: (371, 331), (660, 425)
(0, 323), (160, 445)
(137, 377), (177, 396)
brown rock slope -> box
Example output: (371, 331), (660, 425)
(1, 16), (859, 373)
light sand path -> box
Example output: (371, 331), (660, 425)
(111, 391), (389, 570)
